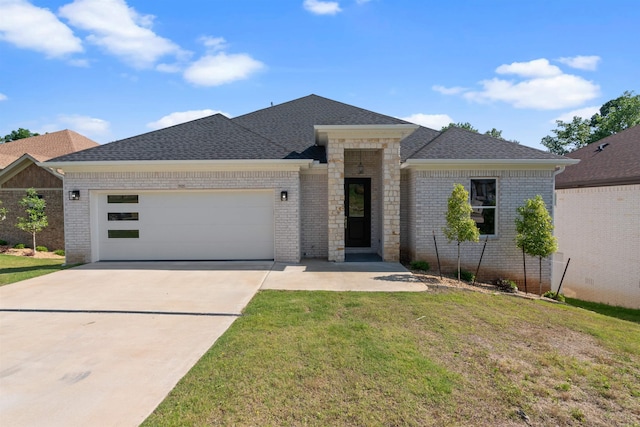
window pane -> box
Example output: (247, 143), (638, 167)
(108, 230), (139, 238)
(471, 179), (496, 235)
(108, 212), (139, 221)
(348, 183), (365, 217)
(107, 195), (138, 204)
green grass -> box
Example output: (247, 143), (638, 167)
(0, 254), (68, 286)
(144, 290), (640, 427)
(566, 297), (640, 323)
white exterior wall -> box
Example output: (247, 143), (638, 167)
(63, 170), (301, 264)
(300, 171), (328, 258)
(406, 168), (555, 292)
(554, 184), (640, 308)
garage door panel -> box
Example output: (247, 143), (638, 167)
(97, 191), (274, 261)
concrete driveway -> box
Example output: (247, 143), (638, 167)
(0, 261), (271, 427)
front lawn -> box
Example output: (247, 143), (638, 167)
(0, 254), (68, 286)
(144, 290), (640, 426)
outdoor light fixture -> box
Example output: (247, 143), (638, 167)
(69, 190), (80, 201)
(280, 191), (288, 201)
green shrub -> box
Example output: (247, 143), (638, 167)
(493, 278), (518, 293)
(36, 245), (48, 252)
(454, 269), (475, 282)
(53, 249), (65, 256)
(0, 239), (7, 245)
(410, 260), (430, 271)
(13, 243), (26, 249)
(543, 290), (565, 302)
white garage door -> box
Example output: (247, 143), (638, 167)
(95, 191), (274, 261)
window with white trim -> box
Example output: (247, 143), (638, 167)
(470, 179), (497, 235)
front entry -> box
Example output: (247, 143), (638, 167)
(345, 178), (371, 247)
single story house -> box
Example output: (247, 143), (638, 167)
(0, 130), (99, 249)
(45, 95), (575, 291)
(554, 125), (639, 308)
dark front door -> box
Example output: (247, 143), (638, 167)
(345, 178), (371, 247)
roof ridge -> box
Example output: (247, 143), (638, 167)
(227, 117), (294, 155)
(405, 126), (445, 159)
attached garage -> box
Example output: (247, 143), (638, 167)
(93, 190), (275, 261)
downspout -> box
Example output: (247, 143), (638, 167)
(550, 165), (566, 292)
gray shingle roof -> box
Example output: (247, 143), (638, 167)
(233, 94), (410, 154)
(50, 114), (291, 162)
(555, 125), (640, 188)
(405, 127), (567, 161)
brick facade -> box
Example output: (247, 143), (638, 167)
(63, 170), (301, 264)
(402, 168), (556, 293)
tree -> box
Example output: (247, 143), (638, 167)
(443, 183), (480, 281)
(515, 195), (557, 295)
(484, 128), (503, 139)
(15, 188), (48, 252)
(1, 128), (40, 143)
(0, 200), (7, 221)
(541, 91), (640, 154)
(441, 122), (479, 132)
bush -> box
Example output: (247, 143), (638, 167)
(0, 239), (7, 245)
(493, 278), (518, 293)
(36, 245), (48, 252)
(543, 290), (565, 302)
(13, 243), (26, 249)
(410, 260), (430, 271)
(454, 269), (475, 282)
(53, 249), (65, 256)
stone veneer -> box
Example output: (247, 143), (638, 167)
(402, 168), (555, 293)
(63, 170), (300, 264)
(327, 138), (401, 262)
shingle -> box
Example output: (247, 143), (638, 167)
(406, 127), (567, 161)
(555, 125), (640, 188)
(0, 130), (98, 168)
(50, 114), (292, 162)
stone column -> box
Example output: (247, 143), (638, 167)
(327, 140), (345, 261)
(382, 140), (401, 261)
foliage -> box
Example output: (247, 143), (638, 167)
(543, 290), (565, 302)
(0, 239), (7, 246)
(493, 278), (518, 293)
(1, 128), (39, 143)
(541, 91), (640, 154)
(454, 269), (475, 282)
(13, 243), (26, 249)
(441, 122), (479, 132)
(53, 249), (65, 256)
(410, 260), (430, 271)
(0, 199), (7, 221)
(516, 195), (557, 294)
(15, 188), (48, 252)
(484, 127), (503, 139)
(36, 245), (48, 252)
(443, 184), (479, 282)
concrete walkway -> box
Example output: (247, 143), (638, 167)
(0, 259), (424, 426)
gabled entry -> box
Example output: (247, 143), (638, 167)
(345, 178), (371, 247)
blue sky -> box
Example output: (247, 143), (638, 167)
(1, 0), (638, 150)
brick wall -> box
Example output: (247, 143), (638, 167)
(300, 171), (328, 258)
(404, 168), (555, 293)
(63, 170), (301, 264)
(554, 184), (640, 308)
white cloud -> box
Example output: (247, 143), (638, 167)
(303, 0), (342, 15)
(436, 58), (600, 110)
(147, 109), (230, 130)
(552, 106), (600, 123)
(59, 0), (182, 68)
(401, 113), (453, 130)
(200, 36), (227, 52)
(432, 85), (466, 95)
(496, 58), (562, 78)
(184, 52), (265, 87)
(558, 55), (601, 71)
(156, 63), (181, 73)
(0, 92), (7, 101)
(0, 0), (82, 57)
(57, 114), (111, 137)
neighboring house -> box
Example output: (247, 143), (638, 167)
(554, 125), (640, 308)
(0, 130), (99, 249)
(46, 95), (574, 292)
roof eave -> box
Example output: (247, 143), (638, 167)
(402, 158), (580, 170)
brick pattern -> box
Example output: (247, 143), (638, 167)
(327, 139), (401, 262)
(300, 172), (328, 258)
(554, 184), (640, 308)
(403, 169), (555, 293)
(63, 170), (300, 264)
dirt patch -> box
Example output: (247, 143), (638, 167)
(0, 245), (64, 259)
